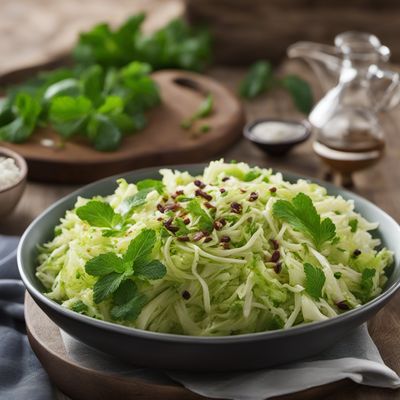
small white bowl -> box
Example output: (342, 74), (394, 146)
(0, 147), (27, 217)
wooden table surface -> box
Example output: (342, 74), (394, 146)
(1, 2), (400, 399)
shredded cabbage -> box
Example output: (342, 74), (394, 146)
(36, 160), (393, 336)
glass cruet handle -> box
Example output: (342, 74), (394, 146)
(369, 65), (400, 112)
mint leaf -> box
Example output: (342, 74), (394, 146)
(243, 170), (261, 182)
(272, 192), (336, 249)
(76, 200), (122, 228)
(187, 199), (214, 232)
(49, 95), (92, 137)
(43, 78), (81, 101)
(181, 94), (213, 129)
(359, 268), (376, 302)
(88, 114), (122, 151)
(134, 260), (166, 280)
(111, 294), (147, 320)
(93, 272), (125, 303)
(71, 300), (88, 313)
(280, 75), (313, 114)
(120, 188), (153, 214)
(239, 61), (273, 99)
(349, 219), (358, 233)
(85, 252), (125, 276)
(81, 65), (104, 106)
(124, 229), (156, 267)
(113, 279), (138, 305)
(0, 93), (41, 143)
(304, 262), (326, 300)
(136, 179), (164, 194)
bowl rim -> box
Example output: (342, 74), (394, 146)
(243, 118), (312, 147)
(18, 163), (400, 344)
(0, 146), (28, 193)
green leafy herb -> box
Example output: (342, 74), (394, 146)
(181, 94), (213, 130)
(334, 272), (342, 279)
(87, 114), (122, 151)
(175, 218), (190, 236)
(239, 61), (273, 99)
(85, 228), (167, 311)
(76, 200), (122, 229)
(243, 170), (261, 182)
(272, 192), (336, 249)
(304, 262), (326, 299)
(93, 272), (125, 303)
(136, 179), (164, 194)
(111, 280), (147, 320)
(359, 268), (376, 302)
(238, 61), (313, 114)
(134, 260), (167, 280)
(74, 15), (211, 71)
(199, 124), (211, 133)
(0, 93), (41, 143)
(49, 96), (92, 138)
(85, 252), (126, 275)
(71, 300), (88, 313)
(349, 219), (358, 233)
(280, 75), (313, 114)
(120, 188), (154, 215)
(187, 199), (214, 232)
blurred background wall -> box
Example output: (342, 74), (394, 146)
(186, 0), (400, 64)
(1, 0), (399, 77)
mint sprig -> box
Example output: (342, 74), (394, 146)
(84, 229), (167, 320)
(304, 262), (326, 300)
(76, 200), (122, 229)
(272, 192), (336, 249)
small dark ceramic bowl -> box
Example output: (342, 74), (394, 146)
(244, 118), (311, 156)
(18, 164), (400, 372)
(0, 147), (27, 217)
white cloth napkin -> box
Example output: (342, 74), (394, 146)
(60, 324), (400, 400)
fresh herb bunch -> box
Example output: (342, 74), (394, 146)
(74, 14), (212, 72)
(0, 62), (159, 151)
(239, 60), (314, 114)
(0, 14), (212, 151)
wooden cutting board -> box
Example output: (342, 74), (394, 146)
(25, 293), (351, 400)
(1, 70), (245, 184)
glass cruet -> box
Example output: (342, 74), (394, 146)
(288, 32), (400, 187)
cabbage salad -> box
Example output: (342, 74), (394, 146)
(36, 160), (393, 336)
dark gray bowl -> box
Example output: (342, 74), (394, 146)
(18, 164), (400, 372)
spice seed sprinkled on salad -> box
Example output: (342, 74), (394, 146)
(36, 160), (393, 336)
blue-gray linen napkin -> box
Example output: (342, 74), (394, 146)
(0, 235), (53, 400)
